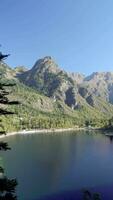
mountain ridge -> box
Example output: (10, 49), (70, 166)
(16, 56), (113, 109)
(1, 56), (113, 130)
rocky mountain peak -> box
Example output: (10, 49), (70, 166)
(85, 72), (113, 82)
(33, 56), (61, 74)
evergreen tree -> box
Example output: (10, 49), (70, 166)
(0, 51), (18, 199)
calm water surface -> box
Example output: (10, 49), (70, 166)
(1, 130), (113, 200)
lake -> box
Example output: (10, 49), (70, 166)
(1, 130), (113, 200)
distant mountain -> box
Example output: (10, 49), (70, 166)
(1, 56), (113, 131)
(17, 56), (113, 113)
(14, 66), (28, 74)
(81, 72), (113, 104)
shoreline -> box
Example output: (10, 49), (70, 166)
(0, 128), (84, 139)
(0, 127), (103, 139)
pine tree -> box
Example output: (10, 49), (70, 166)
(0, 51), (18, 199)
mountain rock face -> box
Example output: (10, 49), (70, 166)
(1, 56), (113, 114)
(17, 56), (80, 109)
(16, 56), (113, 111)
(80, 72), (113, 104)
(68, 72), (85, 84)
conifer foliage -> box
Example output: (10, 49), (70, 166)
(0, 51), (18, 199)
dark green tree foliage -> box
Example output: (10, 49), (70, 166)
(0, 52), (10, 61)
(0, 52), (18, 199)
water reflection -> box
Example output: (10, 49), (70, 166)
(105, 135), (113, 143)
(1, 130), (113, 200)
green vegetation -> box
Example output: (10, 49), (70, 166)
(0, 52), (18, 199)
(0, 56), (113, 132)
(0, 80), (111, 132)
(103, 116), (113, 129)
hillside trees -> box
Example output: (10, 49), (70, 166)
(0, 51), (18, 199)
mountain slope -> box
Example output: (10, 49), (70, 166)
(17, 56), (113, 112)
(1, 57), (113, 131)
(81, 72), (113, 104)
(17, 56), (80, 109)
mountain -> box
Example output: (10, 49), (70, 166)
(0, 61), (16, 79)
(80, 72), (113, 104)
(17, 56), (80, 109)
(17, 56), (113, 113)
(68, 72), (85, 84)
(1, 57), (113, 131)
(14, 66), (28, 74)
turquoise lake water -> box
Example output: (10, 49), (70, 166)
(1, 130), (113, 200)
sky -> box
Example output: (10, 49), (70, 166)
(1, 0), (113, 74)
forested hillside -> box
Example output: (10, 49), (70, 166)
(1, 58), (113, 132)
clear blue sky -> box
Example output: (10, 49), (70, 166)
(1, 0), (113, 74)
